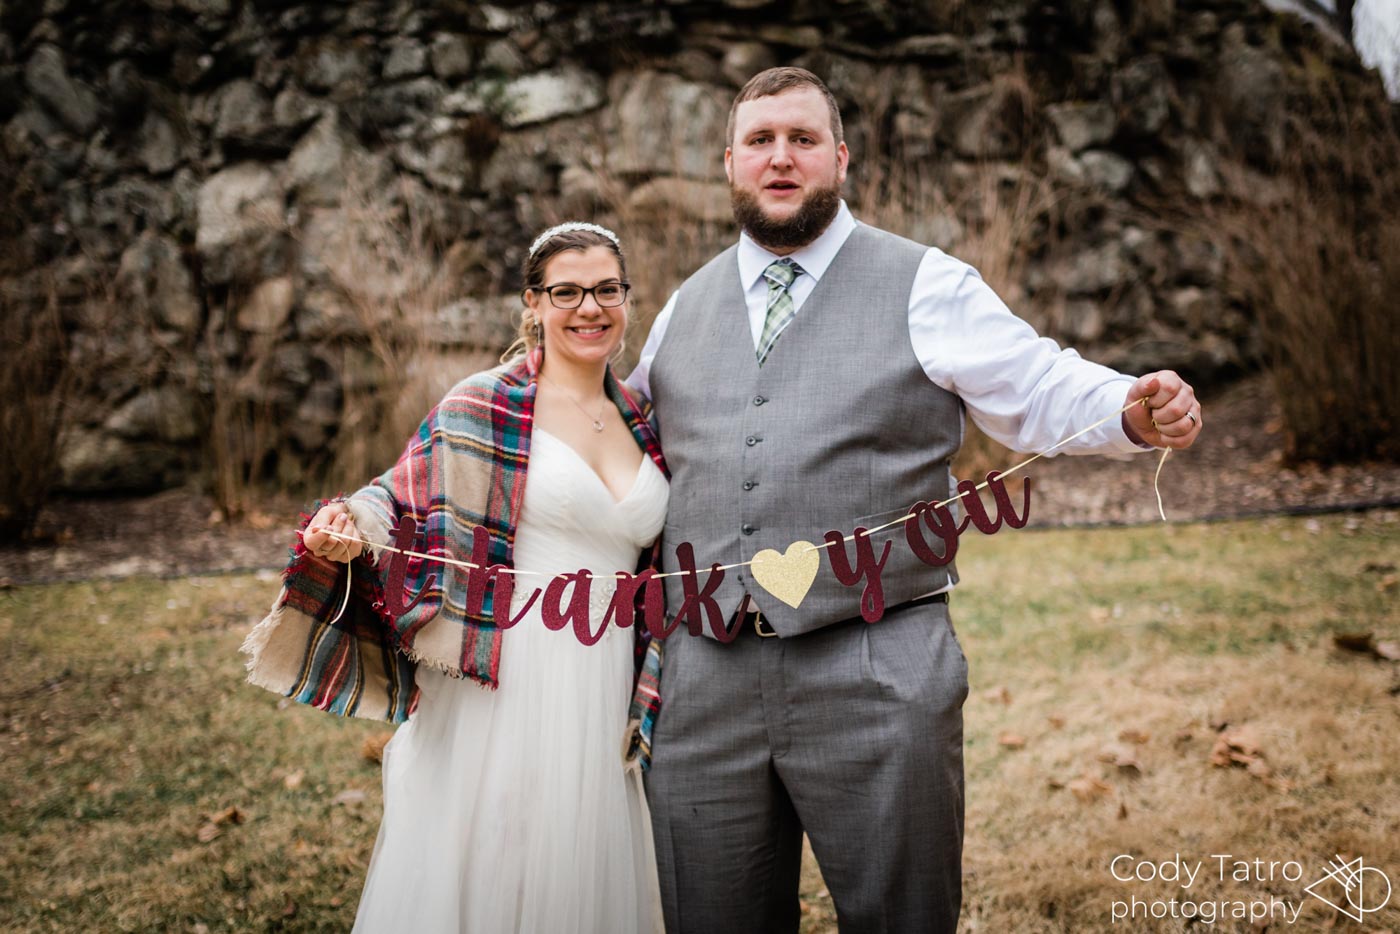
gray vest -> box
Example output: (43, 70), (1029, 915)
(652, 224), (963, 637)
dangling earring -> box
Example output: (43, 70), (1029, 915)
(533, 318), (543, 344)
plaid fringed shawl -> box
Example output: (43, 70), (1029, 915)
(241, 348), (669, 764)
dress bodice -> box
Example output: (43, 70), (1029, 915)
(511, 428), (669, 592)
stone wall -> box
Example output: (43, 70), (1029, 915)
(1, 0), (1394, 493)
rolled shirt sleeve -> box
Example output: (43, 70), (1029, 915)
(908, 247), (1146, 456)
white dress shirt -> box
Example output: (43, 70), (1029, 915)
(629, 200), (1146, 457)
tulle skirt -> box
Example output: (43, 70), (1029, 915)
(351, 609), (662, 934)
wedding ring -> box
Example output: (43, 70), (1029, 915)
(1186, 411), (1198, 427)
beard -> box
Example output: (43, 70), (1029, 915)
(731, 181), (842, 252)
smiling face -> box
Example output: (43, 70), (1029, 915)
(524, 245), (627, 370)
(726, 86), (849, 253)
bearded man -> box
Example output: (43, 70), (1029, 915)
(627, 67), (1201, 934)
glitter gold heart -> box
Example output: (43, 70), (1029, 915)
(750, 540), (821, 609)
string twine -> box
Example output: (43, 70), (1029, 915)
(302, 398), (1173, 603)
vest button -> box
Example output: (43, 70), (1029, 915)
(745, 436), (759, 446)
(753, 395), (766, 406)
(742, 524), (756, 535)
(742, 480), (755, 490)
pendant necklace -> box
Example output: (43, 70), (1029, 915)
(541, 373), (607, 432)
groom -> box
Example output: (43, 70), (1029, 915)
(628, 67), (1201, 933)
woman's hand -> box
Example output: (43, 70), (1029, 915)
(303, 503), (364, 563)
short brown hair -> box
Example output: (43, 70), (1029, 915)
(726, 67), (844, 147)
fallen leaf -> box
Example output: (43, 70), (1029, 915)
(1046, 715), (1066, 730)
(1210, 728), (1288, 787)
(281, 899), (297, 918)
(1333, 632), (1400, 661)
(196, 823), (220, 843)
(1335, 631), (1378, 653)
(1118, 801), (1129, 820)
(283, 770), (304, 790)
(362, 732), (392, 763)
(208, 806), (244, 826)
(1378, 575), (1398, 593)
(1068, 775), (1113, 802)
(1098, 743), (1143, 774)
(1118, 728), (1151, 745)
(332, 789), (367, 806)
(998, 732), (1026, 750)
(981, 686), (1012, 705)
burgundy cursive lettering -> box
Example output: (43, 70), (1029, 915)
(955, 472), (1032, 534)
(904, 501), (960, 568)
(605, 569), (669, 637)
(382, 515), (436, 618)
(672, 542), (735, 641)
(822, 528), (893, 623)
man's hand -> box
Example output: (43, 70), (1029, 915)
(1122, 370), (1202, 449)
(303, 502), (364, 563)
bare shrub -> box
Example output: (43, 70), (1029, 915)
(205, 296), (282, 522)
(308, 175), (486, 490)
(1228, 203), (1400, 463)
(203, 171), (503, 514)
(1212, 113), (1400, 464)
(0, 278), (71, 540)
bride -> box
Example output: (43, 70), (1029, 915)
(242, 222), (668, 933)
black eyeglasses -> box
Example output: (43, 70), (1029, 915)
(534, 281), (631, 309)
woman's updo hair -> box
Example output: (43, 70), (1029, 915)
(507, 223), (629, 360)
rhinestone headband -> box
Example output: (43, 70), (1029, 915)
(527, 222), (621, 257)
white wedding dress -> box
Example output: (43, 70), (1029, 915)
(352, 428), (668, 934)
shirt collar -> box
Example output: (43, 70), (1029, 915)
(737, 199), (857, 290)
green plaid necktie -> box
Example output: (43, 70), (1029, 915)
(757, 258), (802, 365)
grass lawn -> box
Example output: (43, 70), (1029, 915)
(2, 511), (1397, 932)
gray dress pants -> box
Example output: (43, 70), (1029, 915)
(645, 599), (969, 934)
